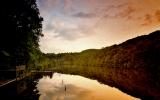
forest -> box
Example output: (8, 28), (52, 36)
(1, 0), (43, 70)
(34, 30), (160, 99)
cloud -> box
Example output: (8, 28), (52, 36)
(38, 0), (160, 53)
(118, 6), (135, 18)
(38, 0), (58, 11)
(73, 12), (96, 18)
(141, 14), (152, 26)
(155, 10), (160, 22)
(112, 6), (135, 20)
(38, 0), (75, 15)
(54, 29), (85, 41)
(102, 3), (136, 20)
(44, 19), (86, 41)
(45, 22), (54, 31)
(140, 9), (160, 26)
(63, 0), (74, 13)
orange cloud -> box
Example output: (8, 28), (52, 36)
(155, 10), (160, 22)
(141, 9), (160, 26)
(118, 6), (135, 18)
(103, 5), (135, 20)
(141, 14), (152, 26)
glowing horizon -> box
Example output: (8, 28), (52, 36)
(38, 0), (160, 53)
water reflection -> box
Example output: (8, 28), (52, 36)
(36, 73), (140, 100)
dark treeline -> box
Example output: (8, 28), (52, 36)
(1, 0), (43, 70)
(38, 30), (160, 99)
(1, 0), (160, 99)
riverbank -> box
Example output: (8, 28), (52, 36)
(0, 71), (53, 98)
(35, 30), (160, 100)
(51, 65), (160, 100)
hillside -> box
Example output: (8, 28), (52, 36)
(37, 30), (160, 99)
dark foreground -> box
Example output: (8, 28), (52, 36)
(0, 69), (159, 100)
(0, 71), (53, 100)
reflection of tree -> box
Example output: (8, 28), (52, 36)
(38, 31), (160, 99)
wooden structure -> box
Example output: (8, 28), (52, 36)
(0, 50), (26, 86)
(16, 65), (26, 80)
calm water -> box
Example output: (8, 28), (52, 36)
(36, 73), (140, 100)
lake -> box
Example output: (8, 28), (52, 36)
(36, 73), (140, 100)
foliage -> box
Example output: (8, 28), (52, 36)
(1, 0), (43, 69)
(38, 30), (160, 99)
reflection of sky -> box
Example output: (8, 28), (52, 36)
(37, 0), (160, 53)
(36, 73), (140, 100)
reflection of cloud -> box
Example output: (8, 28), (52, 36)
(37, 73), (139, 100)
(73, 12), (96, 18)
(37, 74), (91, 100)
(39, 84), (91, 100)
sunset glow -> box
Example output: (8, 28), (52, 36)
(38, 0), (160, 53)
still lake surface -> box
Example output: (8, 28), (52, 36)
(36, 73), (140, 100)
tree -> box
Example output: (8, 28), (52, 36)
(1, 0), (43, 68)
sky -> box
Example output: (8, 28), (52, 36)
(37, 0), (160, 53)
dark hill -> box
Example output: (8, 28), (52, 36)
(39, 30), (160, 99)
(100, 30), (160, 99)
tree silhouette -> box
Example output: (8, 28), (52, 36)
(1, 0), (43, 68)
